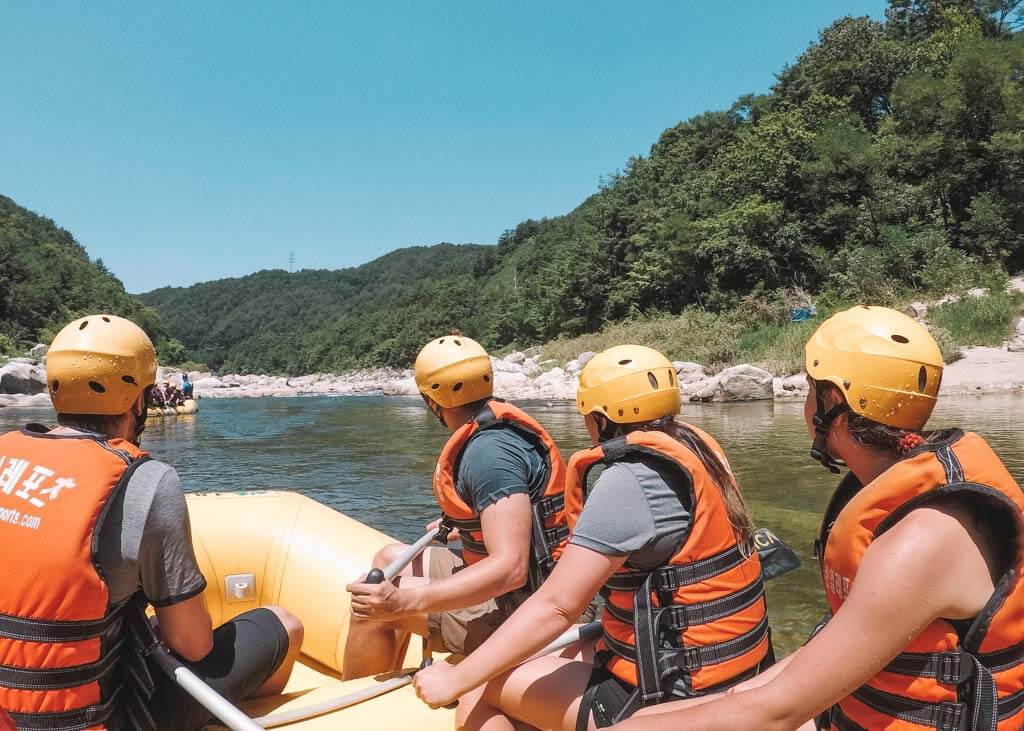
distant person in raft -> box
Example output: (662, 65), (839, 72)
(588, 307), (1023, 731)
(0, 315), (304, 730)
(413, 345), (774, 729)
(181, 372), (195, 400)
(343, 332), (570, 680)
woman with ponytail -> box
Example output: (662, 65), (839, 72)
(608, 306), (1024, 731)
(413, 345), (773, 729)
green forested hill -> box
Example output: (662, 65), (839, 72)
(140, 244), (496, 373)
(143, 1), (1024, 373)
(0, 195), (182, 359)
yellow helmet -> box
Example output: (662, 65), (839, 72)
(47, 315), (158, 415)
(414, 333), (493, 409)
(576, 345), (680, 424)
(805, 305), (943, 431)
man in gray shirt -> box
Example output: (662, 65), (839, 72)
(0, 315), (303, 730)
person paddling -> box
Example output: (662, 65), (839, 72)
(0, 315), (304, 730)
(343, 333), (569, 680)
(413, 345), (773, 729)
(603, 306), (1024, 731)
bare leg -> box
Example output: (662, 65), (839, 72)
(460, 639), (598, 731)
(342, 544), (432, 680)
(255, 606), (304, 697)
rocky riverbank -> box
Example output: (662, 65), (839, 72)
(3, 302), (1024, 409)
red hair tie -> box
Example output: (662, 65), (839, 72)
(898, 433), (926, 454)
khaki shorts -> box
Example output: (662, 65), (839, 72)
(424, 547), (528, 655)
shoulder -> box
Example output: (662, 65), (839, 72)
(595, 455), (690, 494)
(461, 426), (534, 466)
(122, 460), (185, 520)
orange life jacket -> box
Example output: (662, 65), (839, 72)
(818, 430), (1024, 731)
(432, 400), (569, 590)
(565, 427), (770, 703)
(0, 426), (159, 731)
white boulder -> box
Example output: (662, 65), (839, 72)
(773, 373), (809, 399)
(1007, 317), (1024, 353)
(26, 343), (48, 362)
(381, 377), (419, 396)
(716, 365), (774, 401)
(672, 361), (706, 384)
(577, 351), (596, 367)
(0, 362), (47, 395)
(193, 377), (223, 390)
(505, 351), (526, 365)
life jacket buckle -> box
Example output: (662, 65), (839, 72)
(938, 651), (969, 685)
(660, 605), (689, 631)
(937, 701), (966, 731)
(675, 647), (702, 672)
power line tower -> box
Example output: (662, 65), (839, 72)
(288, 252), (295, 273)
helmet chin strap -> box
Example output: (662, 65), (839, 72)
(810, 386), (849, 474)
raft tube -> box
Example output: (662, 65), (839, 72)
(187, 491), (455, 730)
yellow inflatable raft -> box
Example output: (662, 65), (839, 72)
(147, 399), (199, 418)
(187, 491), (455, 730)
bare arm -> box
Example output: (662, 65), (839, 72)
(348, 494), (535, 618)
(154, 594), (214, 662)
(407, 494), (533, 612)
(415, 543), (625, 705)
(612, 505), (1000, 731)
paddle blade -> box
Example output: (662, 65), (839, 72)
(754, 528), (802, 580)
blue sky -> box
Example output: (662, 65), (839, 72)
(1, 1), (885, 293)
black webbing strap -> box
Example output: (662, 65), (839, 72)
(826, 704), (869, 730)
(604, 545), (747, 593)
(850, 686), (970, 731)
(0, 608), (123, 643)
(882, 650), (974, 685)
(977, 639), (1024, 674)
(458, 533), (487, 555)
(447, 515), (482, 533)
(0, 638), (124, 690)
(8, 685), (123, 730)
(602, 615), (771, 679)
(538, 493), (564, 518)
(999, 687), (1024, 721)
(602, 576), (765, 631)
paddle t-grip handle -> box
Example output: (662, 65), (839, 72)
(365, 568), (385, 584)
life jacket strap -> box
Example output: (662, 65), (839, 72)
(8, 685), (123, 730)
(849, 686), (971, 731)
(882, 649), (973, 685)
(603, 575), (765, 631)
(0, 607), (123, 643)
(605, 545), (747, 593)
(0, 637), (125, 690)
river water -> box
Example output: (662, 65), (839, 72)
(2, 393), (1021, 654)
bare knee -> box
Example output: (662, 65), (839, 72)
(373, 543), (408, 570)
(263, 606), (304, 650)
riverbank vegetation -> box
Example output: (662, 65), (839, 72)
(4, 1), (1024, 376)
(0, 196), (185, 360)
(139, 0), (1024, 375)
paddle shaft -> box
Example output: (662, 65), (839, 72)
(254, 620), (601, 728)
(151, 646), (265, 731)
(366, 526), (442, 585)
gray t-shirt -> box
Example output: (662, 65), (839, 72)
(96, 459), (207, 609)
(455, 427), (548, 514)
(569, 456), (692, 571)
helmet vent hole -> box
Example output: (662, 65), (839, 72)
(431, 383), (440, 390)
(618, 409), (624, 417)
(618, 359), (632, 366)
(843, 380), (851, 390)
(88, 381), (106, 394)
(50, 380), (60, 392)
(602, 405), (608, 412)
(813, 359), (819, 367)
(891, 334), (909, 344)
(79, 320), (89, 330)
(918, 366), (927, 392)
(453, 381), (463, 392)
(454, 339), (461, 346)
(483, 374), (490, 382)
(438, 338), (445, 344)
(647, 372), (658, 389)
(859, 398), (868, 408)
(101, 316), (111, 323)
(122, 375), (137, 385)
(633, 407), (640, 415)
(668, 370), (675, 386)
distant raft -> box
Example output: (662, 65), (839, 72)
(146, 399), (199, 418)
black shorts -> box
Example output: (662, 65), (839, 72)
(146, 608), (290, 730)
(576, 663), (642, 730)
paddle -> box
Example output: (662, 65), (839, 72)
(254, 620), (604, 728)
(151, 646), (266, 731)
(364, 523), (446, 585)
(753, 527), (802, 579)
